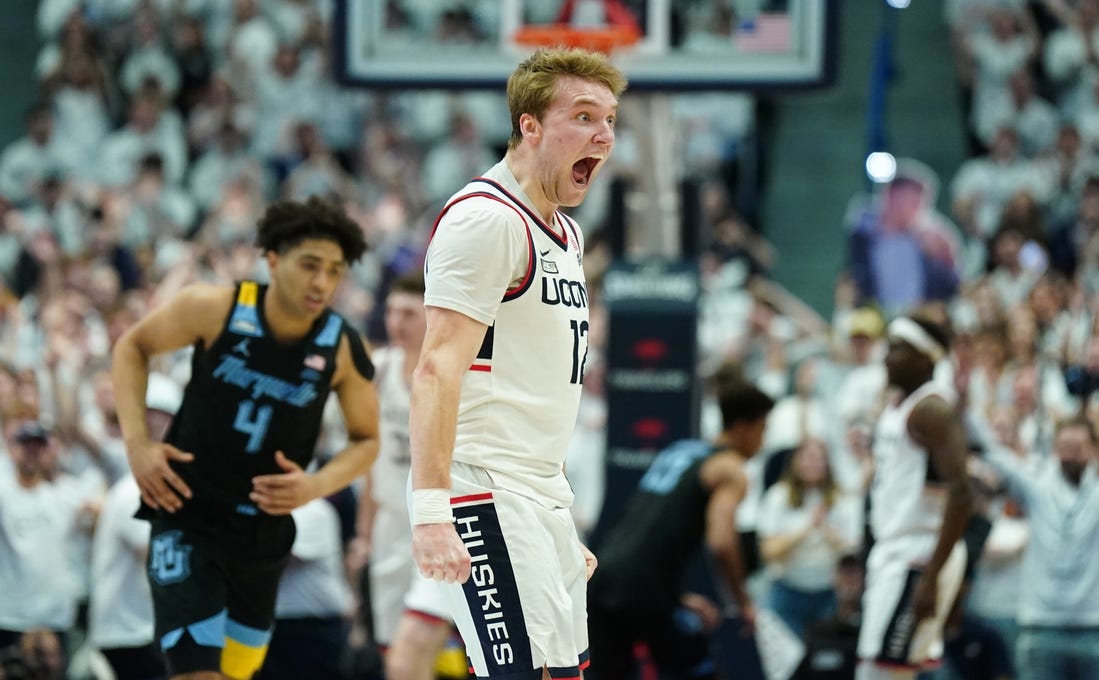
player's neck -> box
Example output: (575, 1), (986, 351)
(894, 376), (931, 400)
(504, 151), (558, 228)
(713, 433), (749, 460)
(263, 294), (315, 344)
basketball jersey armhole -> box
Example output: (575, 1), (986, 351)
(429, 190), (536, 303)
(502, 224), (535, 301)
(341, 325), (375, 381)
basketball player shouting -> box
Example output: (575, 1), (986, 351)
(408, 47), (627, 680)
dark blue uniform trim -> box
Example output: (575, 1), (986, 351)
(453, 498), (536, 678)
(472, 178), (568, 251)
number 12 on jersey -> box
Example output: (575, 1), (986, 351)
(570, 319), (589, 385)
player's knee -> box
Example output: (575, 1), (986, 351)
(385, 646), (432, 680)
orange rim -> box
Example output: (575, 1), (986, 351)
(513, 24), (640, 54)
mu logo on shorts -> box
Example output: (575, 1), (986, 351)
(150, 530), (193, 586)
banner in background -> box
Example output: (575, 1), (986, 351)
(590, 258), (700, 549)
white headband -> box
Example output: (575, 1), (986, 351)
(887, 317), (946, 362)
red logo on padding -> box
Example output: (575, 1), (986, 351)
(631, 339), (668, 363)
(631, 418), (668, 441)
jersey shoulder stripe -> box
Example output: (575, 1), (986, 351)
(315, 314), (343, 347)
(228, 281), (263, 337)
(502, 225), (535, 301)
(557, 211), (582, 247)
(427, 188), (536, 302)
(472, 177), (568, 251)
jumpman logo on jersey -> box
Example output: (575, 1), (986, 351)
(233, 339), (251, 357)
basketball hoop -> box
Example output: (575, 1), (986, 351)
(513, 24), (640, 55)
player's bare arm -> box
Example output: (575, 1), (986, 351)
(701, 453), (753, 618)
(409, 305), (489, 584)
(251, 331), (381, 515)
(111, 283), (233, 512)
(907, 394), (974, 621)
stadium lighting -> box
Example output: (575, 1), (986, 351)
(865, 151), (897, 183)
(886, 0), (911, 8)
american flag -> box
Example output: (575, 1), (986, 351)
(735, 13), (792, 53)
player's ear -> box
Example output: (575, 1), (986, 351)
(519, 112), (540, 141)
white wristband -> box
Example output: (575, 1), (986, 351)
(412, 488), (454, 525)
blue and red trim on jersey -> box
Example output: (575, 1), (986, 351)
(472, 178), (569, 251)
(469, 326), (494, 373)
(452, 493), (535, 679)
(427, 190), (536, 302)
(502, 225), (535, 301)
(557, 211), (583, 252)
(405, 609), (450, 626)
(451, 492), (494, 506)
(547, 665), (580, 680)
(543, 647), (590, 680)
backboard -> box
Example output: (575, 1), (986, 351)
(333, 0), (837, 91)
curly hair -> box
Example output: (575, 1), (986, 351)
(254, 196), (367, 263)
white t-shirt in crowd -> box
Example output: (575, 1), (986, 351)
(88, 475), (154, 649)
(757, 485), (864, 592)
(0, 474), (87, 631)
(276, 499), (354, 619)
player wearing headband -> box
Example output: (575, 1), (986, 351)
(856, 315), (974, 680)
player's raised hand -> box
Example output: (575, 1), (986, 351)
(128, 440), (194, 512)
(412, 523), (471, 584)
(250, 450), (320, 515)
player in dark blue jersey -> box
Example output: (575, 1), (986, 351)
(587, 376), (774, 680)
(111, 196), (379, 680)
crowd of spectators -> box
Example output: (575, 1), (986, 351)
(706, 1), (1099, 677)
(0, 1), (757, 678)
(3, 0), (1099, 679)
(572, 1), (1099, 677)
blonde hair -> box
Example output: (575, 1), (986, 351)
(781, 438), (837, 508)
(506, 47), (628, 150)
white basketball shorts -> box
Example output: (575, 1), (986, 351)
(369, 501), (414, 646)
(441, 462), (589, 680)
(858, 536), (966, 670)
(404, 567), (453, 624)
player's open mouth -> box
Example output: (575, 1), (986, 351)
(572, 157), (599, 186)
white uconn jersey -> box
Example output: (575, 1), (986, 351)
(870, 382), (952, 542)
(425, 162), (588, 508)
